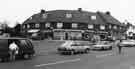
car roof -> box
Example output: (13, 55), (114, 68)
(0, 37), (28, 40)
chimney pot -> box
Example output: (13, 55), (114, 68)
(41, 9), (45, 14)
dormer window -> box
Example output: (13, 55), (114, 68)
(88, 24), (94, 29)
(23, 25), (26, 29)
(35, 24), (40, 28)
(57, 23), (63, 28)
(42, 13), (48, 19)
(91, 15), (96, 20)
(66, 13), (72, 18)
(100, 25), (105, 30)
(29, 16), (32, 20)
(72, 23), (77, 28)
(45, 22), (50, 27)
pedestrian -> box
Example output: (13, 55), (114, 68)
(117, 40), (122, 55)
(9, 41), (19, 61)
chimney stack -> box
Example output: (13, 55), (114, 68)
(78, 8), (82, 12)
(106, 11), (111, 15)
(41, 9), (45, 14)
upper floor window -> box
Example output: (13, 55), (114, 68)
(100, 25), (105, 30)
(88, 24), (94, 29)
(45, 22), (50, 27)
(27, 24), (30, 28)
(72, 23), (78, 28)
(57, 23), (63, 28)
(23, 25), (26, 29)
(35, 24), (40, 28)
(91, 15), (96, 20)
(120, 27), (122, 29)
(66, 13), (72, 18)
(109, 25), (112, 29)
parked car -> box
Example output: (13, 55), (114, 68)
(119, 39), (135, 47)
(91, 41), (113, 50)
(57, 41), (91, 55)
(0, 37), (35, 62)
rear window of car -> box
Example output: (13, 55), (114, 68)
(0, 39), (8, 47)
(20, 40), (27, 45)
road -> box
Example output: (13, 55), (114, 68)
(0, 40), (135, 69)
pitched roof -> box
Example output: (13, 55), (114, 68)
(97, 12), (124, 26)
(23, 10), (105, 25)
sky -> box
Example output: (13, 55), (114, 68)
(0, 0), (135, 27)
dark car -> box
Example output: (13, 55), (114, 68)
(0, 37), (35, 62)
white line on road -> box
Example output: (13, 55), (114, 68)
(35, 58), (81, 67)
(130, 66), (135, 69)
(96, 53), (114, 58)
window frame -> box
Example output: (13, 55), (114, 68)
(72, 23), (78, 28)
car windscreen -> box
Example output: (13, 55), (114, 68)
(71, 42), (83, 46)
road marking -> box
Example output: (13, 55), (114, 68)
(35, 58), (81, 67)
(130, 66), (135, 69)
(96, 53), (114, 58)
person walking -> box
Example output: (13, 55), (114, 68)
(9, 41), (19, 61)
(117, 40), (122, 55)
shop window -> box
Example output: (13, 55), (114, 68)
(88, 24), (94, 29)
(35, 24), (40, 28)
(91, 15), (96, 20)
(72, 23), (78, 28)
(100, 25), (105, 30)
(66, 13), (72, 18)
(42, 13), (48, 19)
(100, 35), (106, 40)
(57, 23), (63, 28)
(27, 24), (30, 28)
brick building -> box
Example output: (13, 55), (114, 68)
(22, 8), (126, 40)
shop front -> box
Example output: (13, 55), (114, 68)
(53, 29), (83, 40)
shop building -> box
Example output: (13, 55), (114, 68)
(22, 8), (126, 40)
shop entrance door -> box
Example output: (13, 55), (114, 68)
(65, 32), (68, 40)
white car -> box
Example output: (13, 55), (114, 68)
(91, 41), (113, 50)
(119, 40), (135, 47)
(57, 41), (90, 55)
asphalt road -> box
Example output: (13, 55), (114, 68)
(1, 40), (135, 69)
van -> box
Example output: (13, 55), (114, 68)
(0, 37), (35, 62)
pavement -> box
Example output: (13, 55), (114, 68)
(0, 40), (135, 69)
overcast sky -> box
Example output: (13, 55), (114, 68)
(0, 0), (134, 27)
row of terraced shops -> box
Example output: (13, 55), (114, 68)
(22, 8), (127, 41)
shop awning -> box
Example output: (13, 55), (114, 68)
(27, 29), (39, 33)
